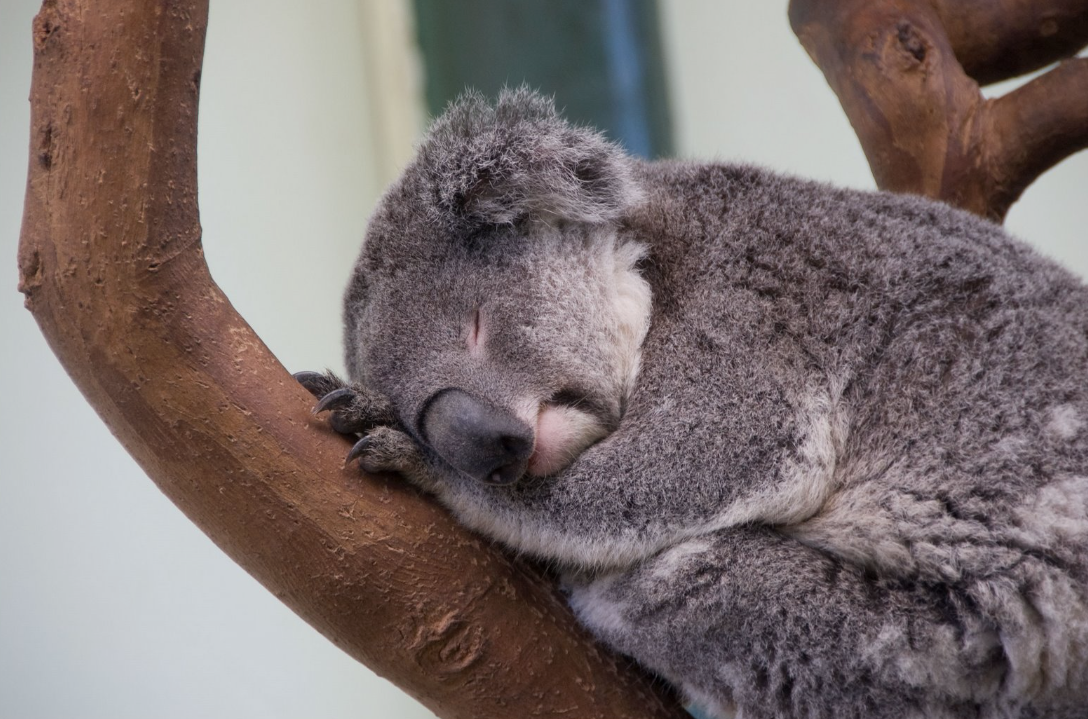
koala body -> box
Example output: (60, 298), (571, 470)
(305, 90), (1088, 719)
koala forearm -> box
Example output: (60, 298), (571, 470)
(431, 357), (843, 570)
(431, 395), (810, 570)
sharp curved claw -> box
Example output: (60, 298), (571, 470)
(346, 436), (372, 465)
(292, 370), (324, 385)
(294, 370), (332, 397)
(314, 387), (355, 414)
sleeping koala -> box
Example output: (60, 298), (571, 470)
(297, 88), (1088, 719)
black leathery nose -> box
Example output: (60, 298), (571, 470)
(420, 388), (534, 485)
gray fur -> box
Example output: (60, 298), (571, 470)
(326, 88), (1088, 718)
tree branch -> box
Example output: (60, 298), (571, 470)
(987, 56), (1088, 209)
(789, 0), (1088, 221)
(15, 1), (685, 717)
(930, 0), (1088, 85)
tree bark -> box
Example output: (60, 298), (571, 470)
(16, 1), (685, 717)
(789, 0), (1088, 222)
(931, 0), (1088, 85)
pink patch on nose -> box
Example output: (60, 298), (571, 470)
(528, 405), (579, 476)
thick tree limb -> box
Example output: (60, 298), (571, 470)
(988, 56), (1088, 206)
(15, 1), (685, 717)
(930, 0), (1088, 85)
(790, 0), (1088, 221)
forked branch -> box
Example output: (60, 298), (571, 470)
(790, 0), (1088, 221)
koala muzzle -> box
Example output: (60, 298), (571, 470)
(420, 388), (534, 485)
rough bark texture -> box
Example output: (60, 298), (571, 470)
(790, 0), (1088, 222)
(15, 1), (686, 717)
(932, 0), (1088, 84)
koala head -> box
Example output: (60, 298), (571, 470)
(343, 89), (651, 486)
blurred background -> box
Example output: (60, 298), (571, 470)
(1, 1), (1085, 717)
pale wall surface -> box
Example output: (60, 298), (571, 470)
(2, 2), (1085, 719)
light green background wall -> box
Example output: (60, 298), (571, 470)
(2, 2), (1085, 718)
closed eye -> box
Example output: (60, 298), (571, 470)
(467, 305), (484, 355)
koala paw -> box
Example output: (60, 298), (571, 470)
(344, 426), (429, 481)
(294, 370), (398, 435)
(294, 371), (435, 489)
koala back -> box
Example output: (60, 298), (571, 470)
(620, 160), (1088, 710)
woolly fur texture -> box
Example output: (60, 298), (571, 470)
(335, 89), (1088, 719)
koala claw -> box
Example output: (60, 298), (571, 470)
(292, 370), (323, 384)
(346, 426), (435, 489)
(345, 435), (373, 464)
(295, 371), (433, 486)
(314, 387), (355, 414)
(293, 370), (336, 397)
(293, 370), (399, 436)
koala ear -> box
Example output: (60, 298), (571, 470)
(418, 87), (643, 228)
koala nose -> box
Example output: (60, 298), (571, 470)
(420, 388), (534, 485)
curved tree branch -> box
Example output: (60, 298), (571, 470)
(16, 1), (685, 717)
(987, 56), (1088, 207)
(930, 0), (1088, 85)
(789, 0), (1088, 221)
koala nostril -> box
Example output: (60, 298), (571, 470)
(420, 388), (534, 484)
(501, 434), (533, 458)
(486, 434), (535, 485)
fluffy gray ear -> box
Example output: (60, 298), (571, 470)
(416, 87), (642, 228)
